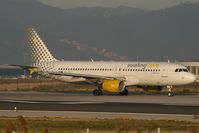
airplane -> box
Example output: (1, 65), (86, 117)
(10, 28), (196, 96)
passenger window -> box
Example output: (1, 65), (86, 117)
(175, 69), (178, 72)
(179, 69), (182, 72)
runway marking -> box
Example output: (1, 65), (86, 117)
(58, 102), (105, 104)
(162, 103), (199, 106)
(2, 100), (39, 104)
(2, 100), (199, 106)
(0, 100), (105, 104)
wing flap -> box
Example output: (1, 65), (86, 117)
(49, 72), (126, 81)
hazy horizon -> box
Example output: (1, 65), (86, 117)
(38, 0), (199, 10)
(1, 0), (199, 64)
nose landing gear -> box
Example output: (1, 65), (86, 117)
(167, 86), (174, 97)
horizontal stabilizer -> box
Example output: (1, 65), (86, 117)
(6, 64), (38, 69)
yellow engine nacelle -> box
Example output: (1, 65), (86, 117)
(102, 80), (125, 93)
(142, 86), (163, 93)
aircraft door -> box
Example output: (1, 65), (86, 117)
(162, 65), (169, 77)
(114, 67), (122, 75)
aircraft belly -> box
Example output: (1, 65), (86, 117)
(137, 75), (163, 86)
(125, 76), (139, 86)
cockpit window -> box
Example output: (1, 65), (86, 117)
(183, 69), (188, 72)
(175, 68), (189, 72)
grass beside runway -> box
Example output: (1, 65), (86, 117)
(1, 116), (199, 132)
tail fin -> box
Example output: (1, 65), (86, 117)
(26, 28), (57, 64)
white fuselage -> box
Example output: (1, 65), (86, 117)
(36, 61), (196, 87)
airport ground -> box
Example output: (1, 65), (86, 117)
(1, 78), (199, 94)
(1, 78), (199, 132)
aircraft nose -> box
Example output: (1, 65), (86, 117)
(187, 73), (196, 83)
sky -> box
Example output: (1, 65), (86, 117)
(38, 0), (199, 10)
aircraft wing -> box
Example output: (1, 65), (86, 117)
(49, 72), (126, 81)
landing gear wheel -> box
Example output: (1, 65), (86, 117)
(168, 92), (174, 97)
(93, 89), (103, 96)
(167, 86), (174, 97)
(119, 89), (128, 96)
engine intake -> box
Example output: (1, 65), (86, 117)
(102, 80), (125, 93)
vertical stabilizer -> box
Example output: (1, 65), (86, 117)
(26, 28), (57, 64)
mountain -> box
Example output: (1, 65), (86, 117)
(0, 0), (199, 65)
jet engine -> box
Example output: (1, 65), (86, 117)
(102, 80), (125, 93)
(139, 86), (164, 93)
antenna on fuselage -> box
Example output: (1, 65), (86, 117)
(90, 58), (94, 62)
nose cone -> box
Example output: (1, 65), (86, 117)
(186, 73), (196, 84)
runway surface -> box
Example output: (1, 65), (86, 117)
(0, 92), (199, 121)
(0, 100), (199, 114)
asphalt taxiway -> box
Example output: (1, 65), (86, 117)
(0, 92), (199, 121)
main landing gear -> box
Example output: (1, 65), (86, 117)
(93, 85), (103, 96)
(119, 88), (128, 96)
(93, 89), (103, 96)
(167, 86), (174, 97)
